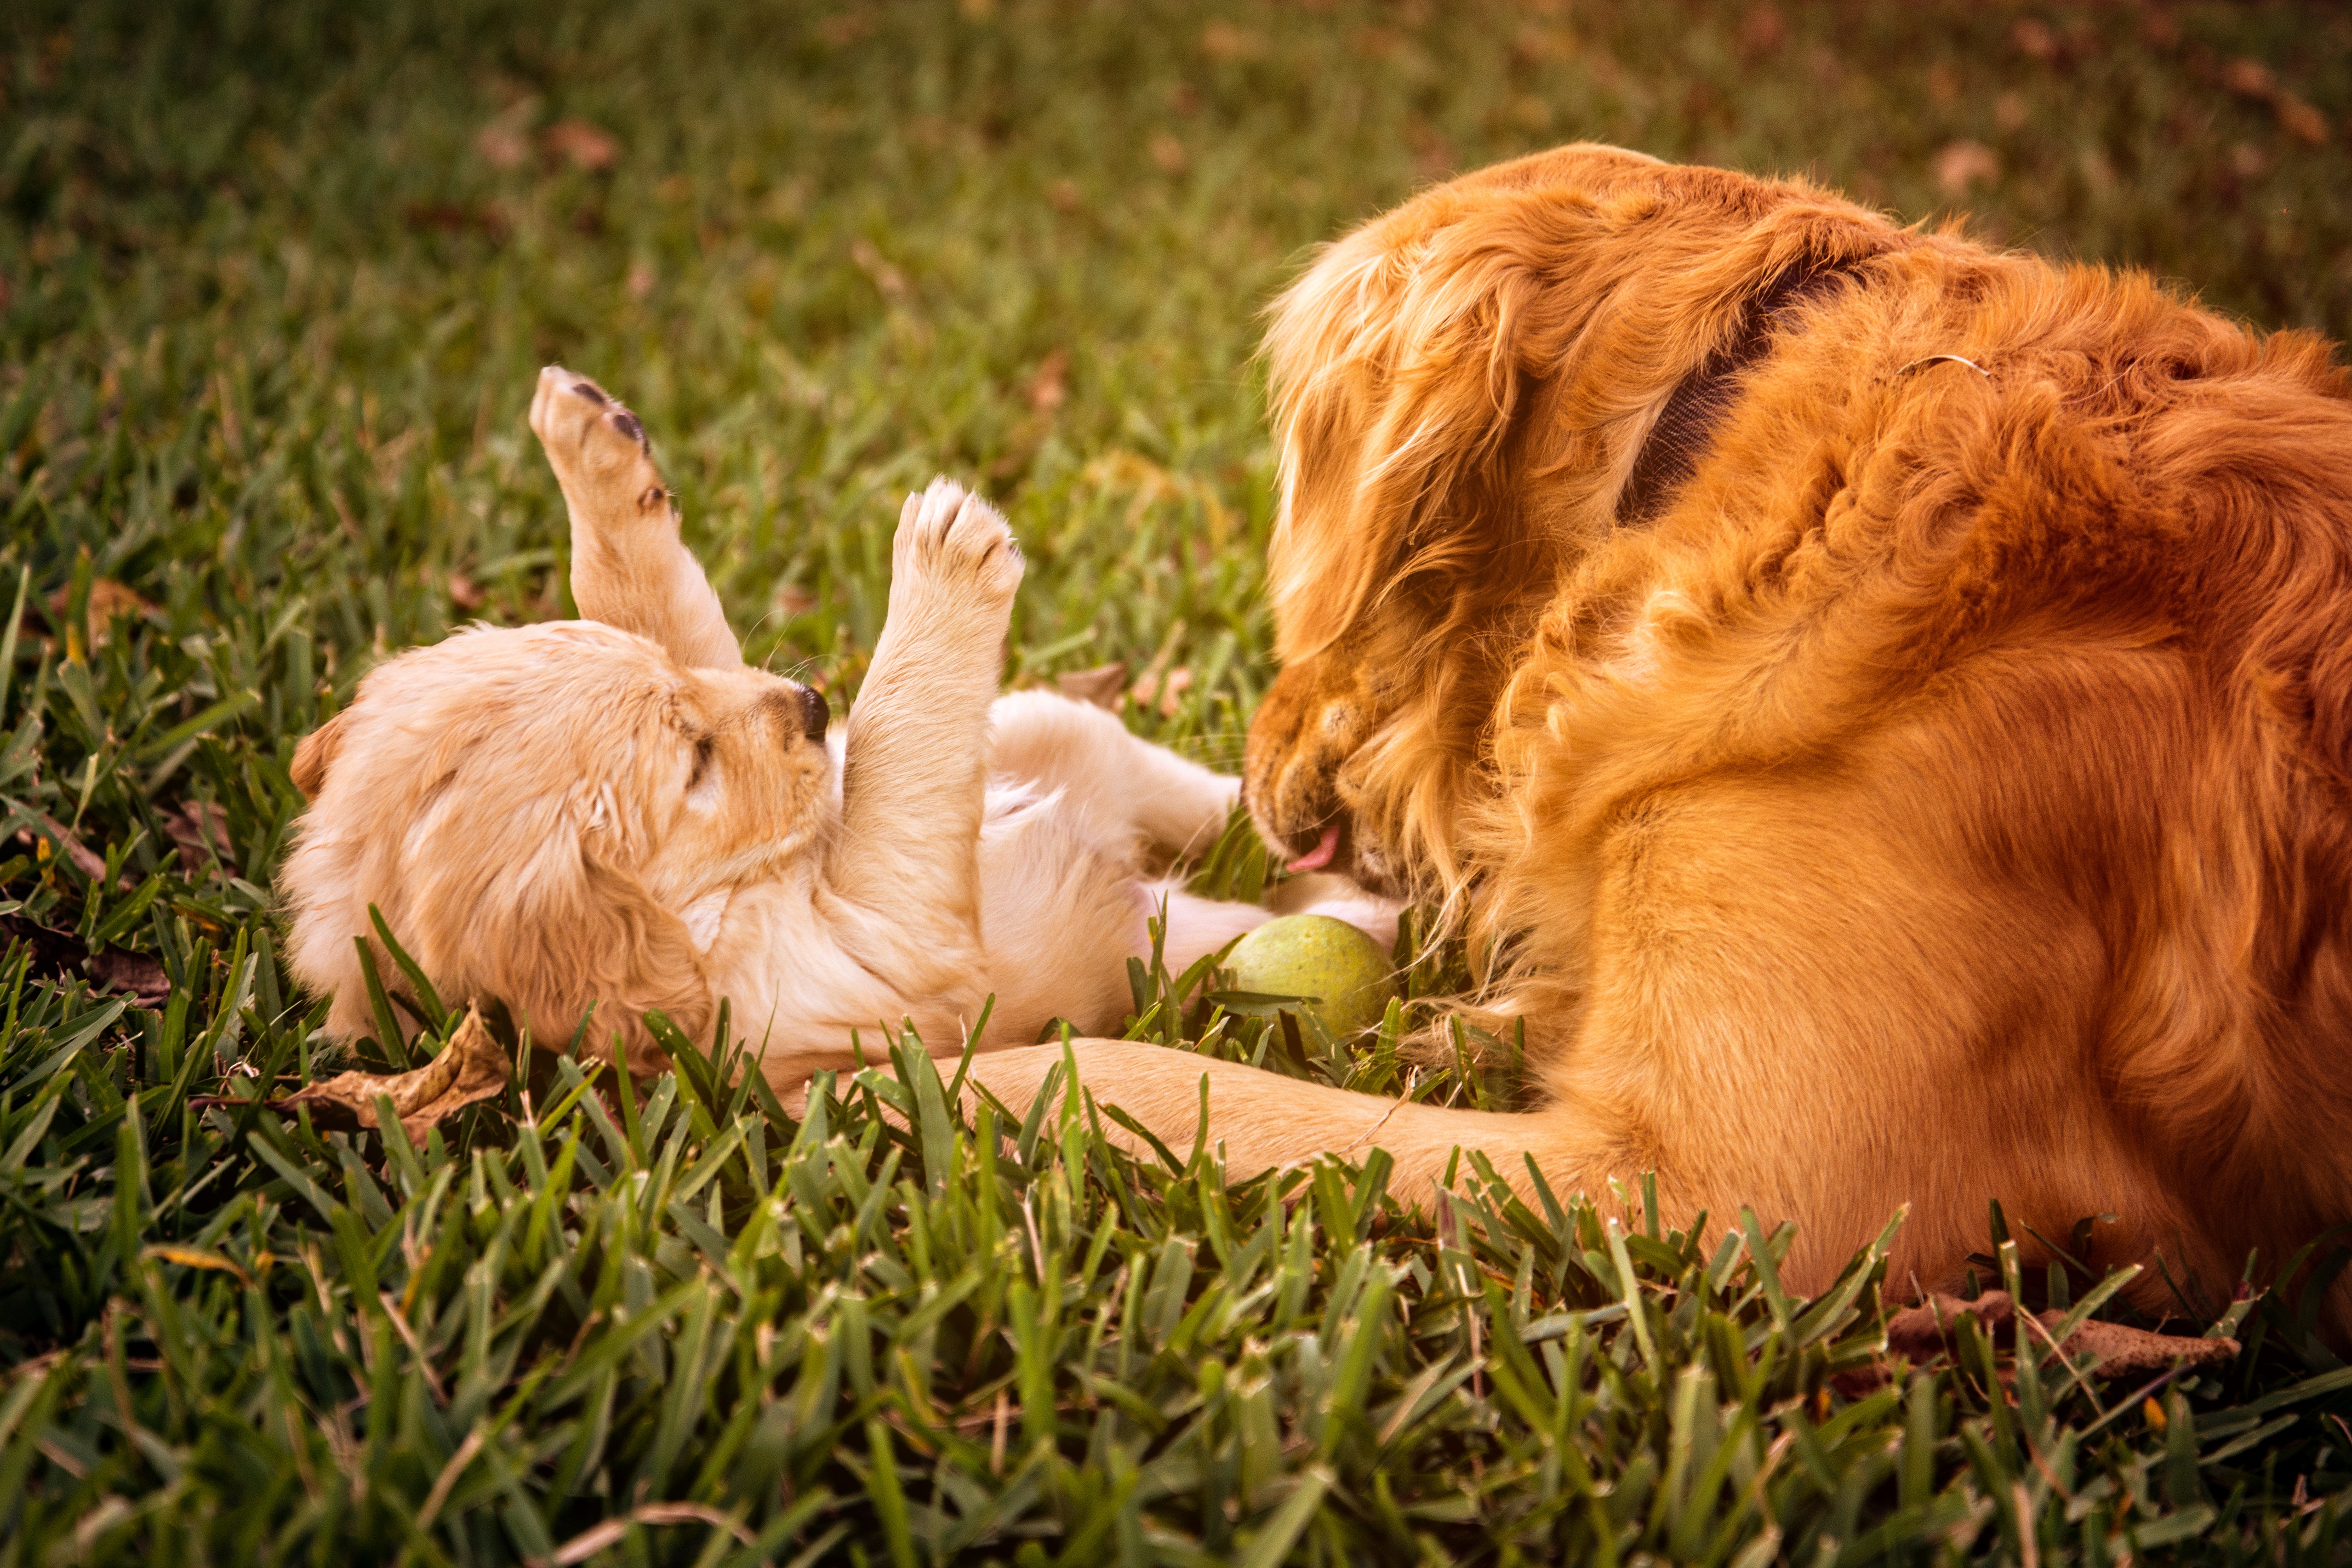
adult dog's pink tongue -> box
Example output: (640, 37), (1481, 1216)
(1287, 825), (1340, 872)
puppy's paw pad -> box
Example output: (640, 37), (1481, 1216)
(893, 479), (1022, 598)
(529, 365), (668, 513)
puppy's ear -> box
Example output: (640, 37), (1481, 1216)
(291, 709), (353, 799)
(449, 818), (710, 1077)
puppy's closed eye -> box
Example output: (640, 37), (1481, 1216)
(686, 734), (716, 790)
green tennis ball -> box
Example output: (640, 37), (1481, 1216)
(1224, 914), (1398, 1037)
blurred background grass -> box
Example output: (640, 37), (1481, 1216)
(6, 0), (2348, 762)
(6, 2), (2352, 1561)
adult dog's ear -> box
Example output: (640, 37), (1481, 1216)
(1262, 183), (1576, 661)
(291, 709), (353, 799)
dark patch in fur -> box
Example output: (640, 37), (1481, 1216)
(1616, 267), (1854, 527)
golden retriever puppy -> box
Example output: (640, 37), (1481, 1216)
(946, 146), (2352, 1334)
(281, 370), (1296, 1082)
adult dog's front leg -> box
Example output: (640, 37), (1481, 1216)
(830, 480), (1022, 929)
(530, 366), (741, 670)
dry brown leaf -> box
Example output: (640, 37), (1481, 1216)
(1885, 1289), (2017, 1361)
(1199, 21), (1264, 61)
(1740, 5), (1786, 57)
(2038, 1311), (2240, 1378)
(1842, 1288), (2238, 1395)
(542, 119), (621, 172)
(269, 1005), (510, 1141)
(1934, 139), (2001, 198)
(89, 949), (170, 1007)
(1027, 348), (1069, 415)
(1132, 665), (1192, 718)
(2221, 57), (2277, 99)
(474, 103), (536, 170)
(1056, 661), (1129, 710)
(31, 810), (126, 888)
(162, 799), (233, 862)
(2275, 94), (2331, 147)
(47, 578), (160, 652)
(849, 238), (909, 300)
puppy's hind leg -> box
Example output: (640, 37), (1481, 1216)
(529, 367), (741, 670)
(988, 689), (1241, 862)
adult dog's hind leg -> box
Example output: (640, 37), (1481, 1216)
(530, 366), (741, 670)
(954, 1038), (1647, 1217)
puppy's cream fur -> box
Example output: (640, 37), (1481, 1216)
(282, 370), (1323, 1082)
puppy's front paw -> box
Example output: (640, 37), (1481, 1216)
(890, 478), (1024, 610)
(529, 365), (674, 526)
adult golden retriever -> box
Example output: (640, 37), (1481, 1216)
(951, 145), (2352, 1333)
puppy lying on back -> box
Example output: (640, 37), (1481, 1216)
(281, 369), (1352, 1083)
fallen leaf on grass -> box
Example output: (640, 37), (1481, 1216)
(263, 1004), (509, 1141)
(474, 102), (536, 169)
(48, 579), (160, 652)
(1056, 661), (1128, 710)
(1199, 21), (1264, 62)
(2052, 1314), (2240, 1378)
(403, 201), (512, 241)
(1934, 139), (2001, 197)
(0, 911), (168, 1005)
(1027, 347), (1069, 414)
(542, 119), (620, 172)
(849, 238), (908, 301)
(161, 799), (233, 862)
(23, 812), (130, 889)
(2273, 93), (2330, 147)
(1132, 665), (1192, 718)
(88, 949), (170, 1007)
(2221, 58), (2277, 99)
(1838, 1290), (2239, 1395)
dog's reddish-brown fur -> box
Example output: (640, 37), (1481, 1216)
(967, 144), (2352, 1333)
(1255, 141), (2352, 1322)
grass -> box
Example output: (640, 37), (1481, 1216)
(5, 0), (2352, 1560)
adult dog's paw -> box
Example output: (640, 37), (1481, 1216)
(890, 478), (1024, 608)
(529, 365), (673, 523)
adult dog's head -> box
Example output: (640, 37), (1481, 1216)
(1242, 144), (1906, 898)
(281, 621), (831, 1067)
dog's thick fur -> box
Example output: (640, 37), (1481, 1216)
(946, 145), (2352, 1334)
(282, 371), (1300, 1085)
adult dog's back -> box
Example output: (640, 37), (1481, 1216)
(1215, 145), (2352, 1327)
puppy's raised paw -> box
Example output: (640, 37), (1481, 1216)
(529, 365), (673, 524)
(890, 478), (1024, 609)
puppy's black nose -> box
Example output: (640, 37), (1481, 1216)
(799, 684), (828, 743)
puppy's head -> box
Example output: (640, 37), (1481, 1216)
(1245, 143), (1895, 897)
(281, 621), (832, 1070)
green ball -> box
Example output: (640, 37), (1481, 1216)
(1224, 914), (1398, 1037)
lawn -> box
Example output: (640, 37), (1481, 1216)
(5, 0), (2352, 1561)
